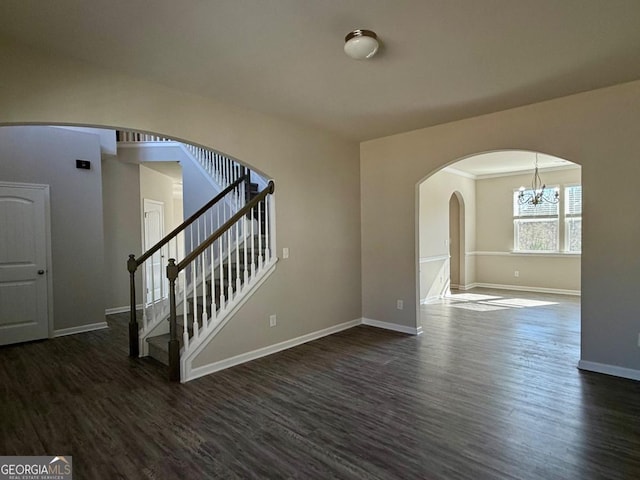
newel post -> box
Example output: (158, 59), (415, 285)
(127, 254), (139, 357)
(167, 258), (180, 382)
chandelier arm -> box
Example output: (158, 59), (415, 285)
(519, 160), (560, 206)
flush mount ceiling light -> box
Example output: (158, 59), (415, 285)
(344, 29), (379, 60)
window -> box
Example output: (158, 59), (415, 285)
(513, 188), (559, 251)
(565, 185), (582, 252)
(513, 185), (582, 253)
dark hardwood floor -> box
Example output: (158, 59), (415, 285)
(1, 288), (640, 479)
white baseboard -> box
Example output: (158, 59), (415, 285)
(54, 321), (109, 338)
(105, 304), (143, 315)
(464, 282), (580, 296)
(182, 260), (278, 368)
(578, 360), (640, 382)
(184, 318), (362, 382)
(361, 317), (422, 335)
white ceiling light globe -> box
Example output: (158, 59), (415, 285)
(344, 30), (379, 60)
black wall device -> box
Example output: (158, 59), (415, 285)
(76, 159), (91, 170)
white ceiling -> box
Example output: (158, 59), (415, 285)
(1, 1), (639, 141)
(445, 151), (577, 178)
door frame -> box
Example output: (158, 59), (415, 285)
(142, 198), (168, 303)
(0, 181), (54, 338)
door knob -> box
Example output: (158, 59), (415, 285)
(37, 270), (45, 275)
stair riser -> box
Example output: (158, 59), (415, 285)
(148, 341), (169, 365)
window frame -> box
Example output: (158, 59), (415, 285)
(513, 185), (560, 253)
(564, 183), (582, 253)
(512, 183), (582, 254)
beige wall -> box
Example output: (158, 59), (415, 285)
(0, 126), (105, 330)
(474, 166), (581, 292)
(362, 79), (640, 372)
(0, 38), (361, 365)
(102, 157), (142, 310)
(139, 164), (179, 241)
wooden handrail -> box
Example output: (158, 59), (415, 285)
(164, 179), (274, 381)
(135, 174), (248, 267)
(175, 181), (274, 272)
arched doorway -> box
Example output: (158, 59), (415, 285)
(448, 191), (465, 291)
(418, 149), (581, 322)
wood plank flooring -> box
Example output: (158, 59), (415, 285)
(1, 288), (640, 479)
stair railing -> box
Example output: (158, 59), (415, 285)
(127, 173), (249, 357)
(117, 131), (248, 201)
(166, 180), (275, 381)
(117, 131), (172, 142)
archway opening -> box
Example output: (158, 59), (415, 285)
(448, 191), (465, 291)
(417, 150), (581, 360)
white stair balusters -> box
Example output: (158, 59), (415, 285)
(243, 214), (249, 284)
(233, 219), (240, 291)
(257, 201), (264, 270)
(181, 270), (189, 349)
(209, 238), (217, 324)
(264, 195), (272, 263)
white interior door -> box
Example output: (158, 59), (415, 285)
(143, 199), (166, 304)
(0, 183), (50, 345)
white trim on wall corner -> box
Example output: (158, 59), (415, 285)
(419, 254), (450, 264)
(362, 318), (422, 335)
(578, 360), (640, 382)
(464, 282), (580, 296)
(470, 250), (581, 258)
(184, 318), (362, 382)
(105, 304), (144, 315)
(54, 322), (108, 338)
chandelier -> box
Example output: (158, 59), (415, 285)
(518, 154), (559, 206)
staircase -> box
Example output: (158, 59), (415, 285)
(146, 232), (265, 364)
(120, 131), (276, 382)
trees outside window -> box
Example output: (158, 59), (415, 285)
(513, 185), (581, 253)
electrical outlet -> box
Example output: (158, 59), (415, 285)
(269, 314), (277, 327)
(283, 247), (289, 259)
(514, 270), (520, 278)
(397, 300), (404, 310)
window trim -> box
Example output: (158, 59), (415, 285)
(513, 185), (560, 253)
(563, 183), (582, 253)
(512, 183), (581, 254)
